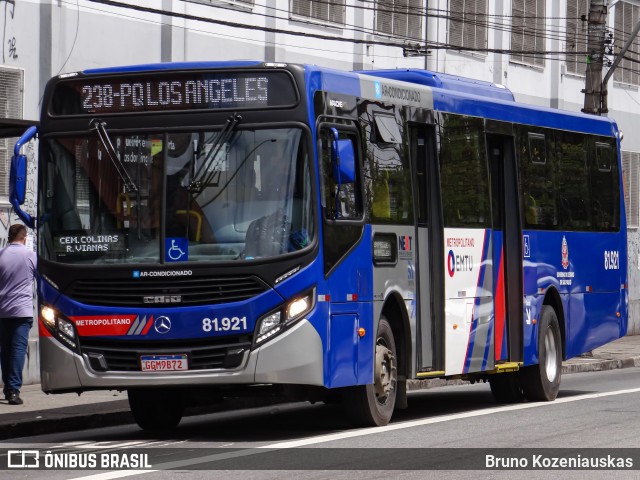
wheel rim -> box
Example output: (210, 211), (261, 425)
(543, 327), (558, 382)
(374, 337), (396, 405)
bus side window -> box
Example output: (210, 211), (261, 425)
(519, 130), (558, 230)
(590, 141), (619, 231)
(319, 128), (362, 221)
(556, 131), (591, 230)
(439, 115), (490, 228)
(363, 110), (414, 225)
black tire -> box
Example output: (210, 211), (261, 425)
(343, 316), (397, 427)
(488, 372), (524, 403)
(128, 388), (184, 431)
(520, 305), (562, 401)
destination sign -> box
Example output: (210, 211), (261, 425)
(50, 71), (298, 115)
(54, 233), (126, 256)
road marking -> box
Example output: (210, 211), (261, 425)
(71, 386), (640, 479)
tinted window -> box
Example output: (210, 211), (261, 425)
(556, 131), (591, 229)
(439, 115), (490, 228)
(319, 127), (362, 221)
(590, 140), (620, 231)
(519, 129), (558, 229)
(362, 106), (414, 225)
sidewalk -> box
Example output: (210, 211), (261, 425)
(1, 335), (640, 440)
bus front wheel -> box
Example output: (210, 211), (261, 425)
(343, 316), (397, 427)
(128, 388), (184, 431)
(520, 305), (562, 401)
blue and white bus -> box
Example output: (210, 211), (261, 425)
(11, 62), (627, 429)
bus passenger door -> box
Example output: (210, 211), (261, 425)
(410, 125), (444, 372)
(487, 133), (523, 363)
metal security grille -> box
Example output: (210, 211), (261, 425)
(291, 0), (346, 25)
(511, 0), (546, 67)
(0, 68), (24, 199)
(448, 0), (487, 50)
(376, 0), (422, 39)
(622, 150), (640, 228)
(614, 1), (640, 85)
(80, 335), (252, 371)
(565, 0), (589, 75)
(66, 275), (268, 307)
(198, 0), (254, 6)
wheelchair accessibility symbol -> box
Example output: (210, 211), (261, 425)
(166, 237), (188, 262)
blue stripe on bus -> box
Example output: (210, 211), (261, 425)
(482, 316), (493, 371)
(463, 230), (491, 374)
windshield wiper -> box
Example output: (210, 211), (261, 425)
(189, 113), (242, 194)
(90, 119), (138, 193)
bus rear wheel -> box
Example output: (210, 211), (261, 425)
(343, 316), (397, 427)
(128, 388), (184, 431)
(520, 305), (562, 401)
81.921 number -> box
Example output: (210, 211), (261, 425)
(202, 317), (247, 332)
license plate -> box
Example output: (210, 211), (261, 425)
(140, 354), (188, 372)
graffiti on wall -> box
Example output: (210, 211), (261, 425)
(2, 0), (16, 62)
(0, 137), (36, 248)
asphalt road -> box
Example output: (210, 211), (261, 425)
(2, 367), (640, 479)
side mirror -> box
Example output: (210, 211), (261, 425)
(10, 125), (37, 228)
(330, 128), (356, 184)
(10, 152), (27, 205)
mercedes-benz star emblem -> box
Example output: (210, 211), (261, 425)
(154, 316), (172, 334)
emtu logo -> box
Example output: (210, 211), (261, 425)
(447, 250), (473, 277)
(447, 250), (456, 277)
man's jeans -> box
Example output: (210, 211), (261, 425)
(0, 317), (33, 395)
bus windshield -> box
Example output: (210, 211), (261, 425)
(39, 127), (314, 264)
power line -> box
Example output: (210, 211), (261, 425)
(88, 0), (601, 60)
(79, 0), (640, 73)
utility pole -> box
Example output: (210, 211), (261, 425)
(582, 0), (608, 115)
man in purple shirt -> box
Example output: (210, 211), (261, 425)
(0, 224), (36, 405)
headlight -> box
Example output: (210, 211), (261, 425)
(286, 293), (312, 321)
(40, 305), (77, 350)
(41, 306), (56, 329)
(58, 317), (76, 339)
(254, 288), (316, 347)
(256, 311), (282, 344)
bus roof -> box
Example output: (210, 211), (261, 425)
(306, 64), (617, 138)
(354, 68), (515, 101)
(64, 61), (618, 138)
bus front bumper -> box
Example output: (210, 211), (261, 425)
(39, 320), (324, 393)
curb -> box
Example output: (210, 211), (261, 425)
(0, 402), (133, 441)
(406, 356), (640, 391)
(561, 356), (640, 374)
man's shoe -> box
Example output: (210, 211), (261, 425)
(7, 392), (23, 405)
